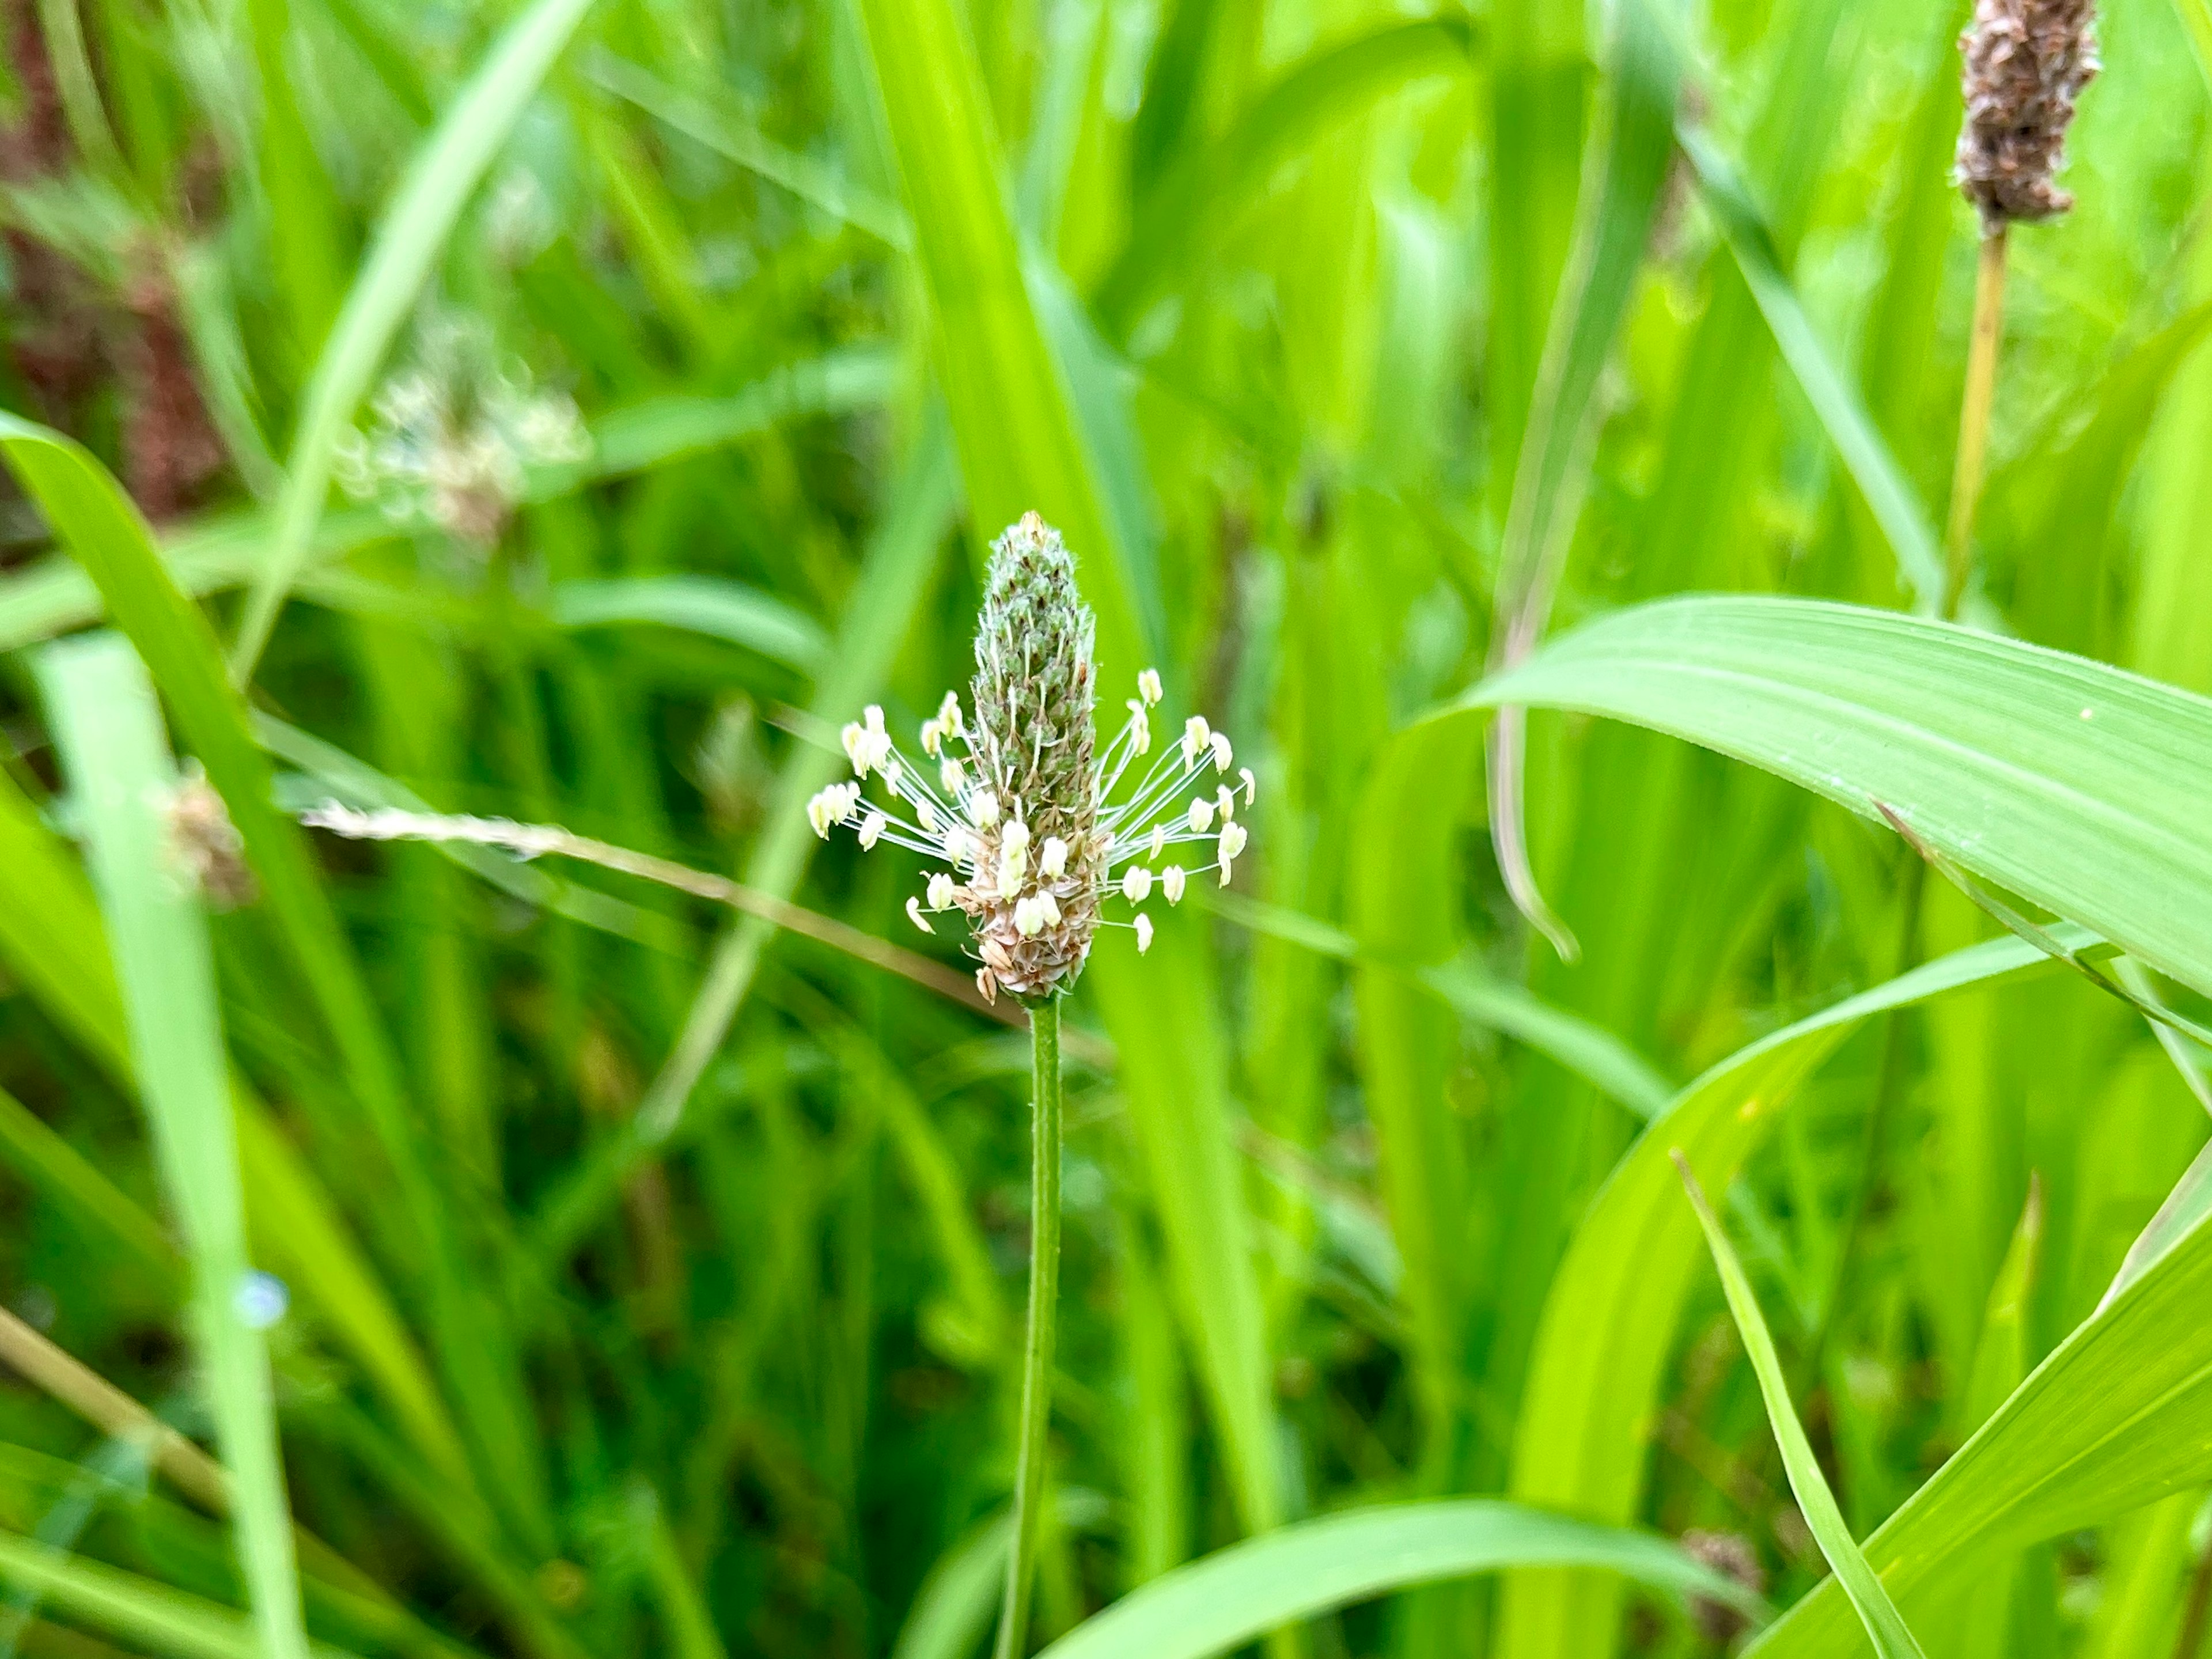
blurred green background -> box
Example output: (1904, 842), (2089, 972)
(0, 0), (2209, 1654)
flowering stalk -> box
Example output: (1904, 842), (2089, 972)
(806, 513), (1249, 1656)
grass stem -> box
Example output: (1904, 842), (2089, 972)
(1942, 226), (2010, 619)
(995, 998), (1063, 1659)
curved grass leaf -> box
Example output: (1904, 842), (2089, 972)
(891, 1491), (1111, 1659)
(1035, 1501), (1767, 1659)
(229, 0), (601, 676)
(40, 634), (310, 1659)
(1743, 1141), (2212, 1654)
(1498, 930), (2064, 1657)
(1440, 596), (2212, 998)
(1675, 1156), (1927, 1657)
(550, 577), (828, 672)
(1486, 0), (1683, 959)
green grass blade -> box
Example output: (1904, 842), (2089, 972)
(1417, 961), (1674, 1120)
(1673, 1154), (1928, 1657)
(548, 576), (828, 672)
(1440, 596), (2212, 998)
(229, 0), (601, 677)
(0, 1528), (355, 1659)
(1035, 1501), (1766, 1659)
(1486, 0), (1683, 956)
(1741, 1141), (2212, 1654)
(1683, 131), (1944, 607)
(39, 632), (310, 1659)
(1500, 929), (2066, 1655)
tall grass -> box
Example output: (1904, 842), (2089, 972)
(0, 0), (2208, 1656)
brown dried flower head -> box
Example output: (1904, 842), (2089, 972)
(165, 766), (258, 910)
(1681, 1528), (1766, 1645)
(808, 513), (1253, 1004)
(1955, 0), (2099, 230)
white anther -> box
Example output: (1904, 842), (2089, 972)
(1139, 668), (1163, 707)
(906, 896), (933, 934)
(863, 704), (886, 735)
(941, 757), (966, 794)
(1040, 836), (1068, 880)
(1240, 767), (1257, 805)
(1150, 824), (1168, 859)
(927, 873), (957, 910)
(1181, 716), (1211, 767)
(938, 691), (963, 734)
(1188, 797), (1215, 834)
(918, 800), (940, 833)
(1162, 866), (1186, 904)
(859, 812), (885, 850)
(970, 791), (1000, 828)
(881, 759), (904, 794)
(1217, 784), (1236, 821)
(1217, 821), (1247, 882)
(1002, 821), (1031, 859)
(1135, 914), (1154, 954)
(1014, 895), (1046, 937)
(840, 721), (871, 777)
(943, 825), (971, 866)
(921, 719), (944, 758)
(1122, 866), (1153, 904)
(806, 789), (839, 839)
(1210, 731), (1233, 773)
(1127, 700), (1152, 756)
(1036, 891), (1062, 927)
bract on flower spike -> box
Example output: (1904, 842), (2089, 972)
(804, 513), (1253, 1002)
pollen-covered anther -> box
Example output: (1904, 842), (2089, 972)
(941, 757), (966, 793)
(1135, 914), (1154, 954)
(1162, 866), (1186, 904)
(1217, 821), (1248, 884)
(1149, 824), (1168, 859)
(1216, 784), (1236, 821)
(1138, 668), (1163, 707)
(859, 812), (885, 851)
(1181, 717), (1211, 768)
(1122, 865), (1153, 904)
(927, 873), (958, 910)
(1209, 732), (1232, 773)
(1187, 796), (1215, 834)
(1040, 837), (1068, 880)
(906, 897), (933, 934)
(970, 790), (1001, 828)
(1240, 767), (1257, 805)
(1126, 700), (1152, 755)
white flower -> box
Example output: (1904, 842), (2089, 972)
(808, 648), (1251, 999)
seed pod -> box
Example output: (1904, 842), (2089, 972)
(1955, 0), (2099, 231)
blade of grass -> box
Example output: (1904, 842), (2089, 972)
(229, 0), (601, 677)
(1033, 1501), (1767, 1659)
(1673, 1153), (1928, 1657)
(39, 631), (310, 1659)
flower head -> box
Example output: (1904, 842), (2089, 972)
(1955, 0), (2098, 230)
(809, 513), (1253, 1002)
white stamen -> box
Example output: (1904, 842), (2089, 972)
(1181, 716), (1211, 767)
(1036, 891), (1062, 927)
(1040, 836), (1068, 879)
(1139, 668), (1163, 706)
(1122, 866), (1153, 904)
(1187, 796), (1215, 834)
(1014, 895), (1046, 937)
(1150, 824), (1168, 859)
(1002, 821), (1031, 859)
(927, 873), (957, 910)
(1210, 731), (1232, 773)
(942, 825), (971, 866)
(921, 719), (944, 758)
(1217, 784), (1236, 821)
(1135, 913), (1154, 953)
(806, 789), (840, 839)
(1217, 820), (1247, 883)
(859, 811), (885, 850)
(918, 800), (940, 832)
(941, 757), (966, 794)
(1240, 766), (1257, 805)
(906, 896), (933, 934)
(970, 791), (1001, 828)
(840, 721), (871, 777)
(1162, 866), (1186, 904)
(937, 691), (963, 734)
(1126, 700), (1152, 756)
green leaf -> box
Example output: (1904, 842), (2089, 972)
(229, 0), (602, 676)
(1440, 596), (2212, 999)
(40, 632), (311, 1659)
(1674, 1154), (1928, 1657)
(1498, 929), (2063, 1657)
(1035, 1502), (1767, 1659)
(550, 577), (829, 672)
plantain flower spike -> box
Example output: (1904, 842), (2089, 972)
(807, 513), (1251, 1003)
(1955, 0), (2099, 232)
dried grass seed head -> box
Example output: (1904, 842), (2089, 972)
(1955, 0), (2099, 230)
(807, 512), (1255, 1004)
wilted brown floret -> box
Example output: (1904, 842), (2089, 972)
(1955, 0), (2099, 230)
(1681, 1528), (1765, 1645)
(166, 768), (259, 910)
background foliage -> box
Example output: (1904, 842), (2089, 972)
(0, 0), (2209, 1655)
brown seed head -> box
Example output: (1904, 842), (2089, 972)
(1955, 0), (2098, 231)
(1681, 1528), (1764, 1645)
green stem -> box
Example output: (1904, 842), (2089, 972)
(994, 998), (1063, 1659)
(1942, 225), (2009, 620)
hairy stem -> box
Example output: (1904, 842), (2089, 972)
(995, 998), (1063, 1659)
(1943, 226), (2010, 619)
